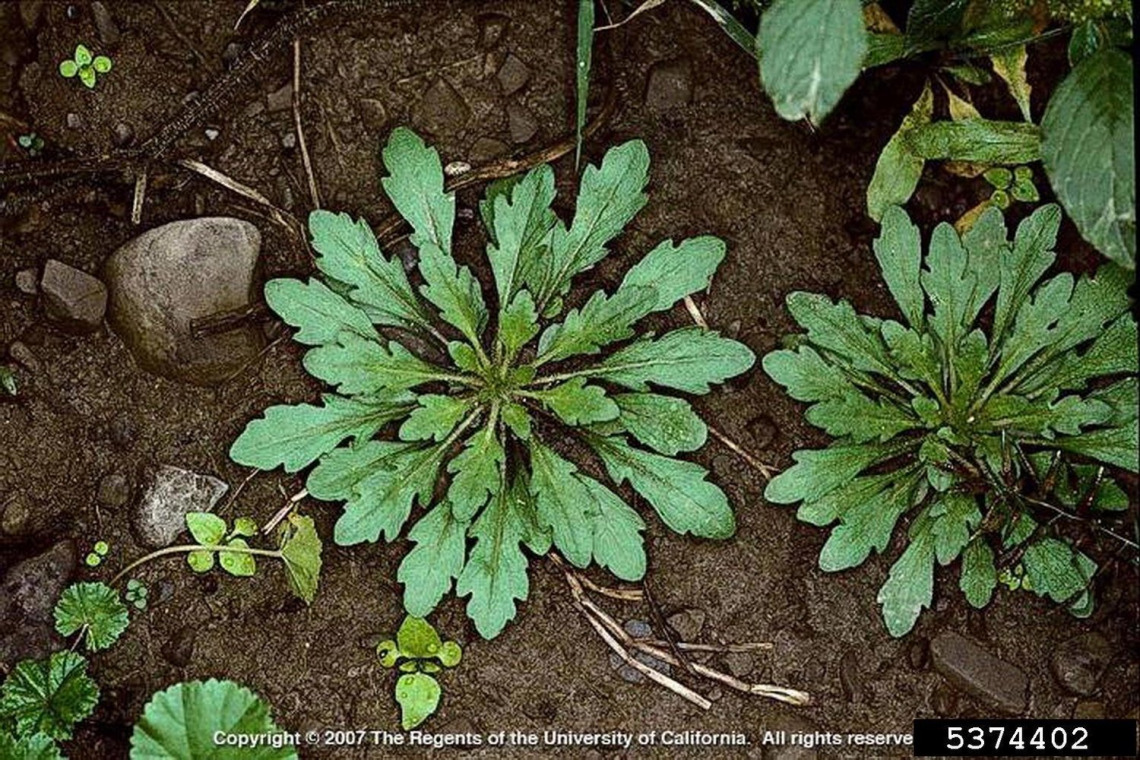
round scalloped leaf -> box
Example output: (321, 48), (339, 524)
(53, 582), (130, 652)
(186, 512), (227, 546)
(129, 679), (297, 759)
(73, 45), (92, 66)
(437, 640), (462, 668)
(59, 60), (78, 78)
(92, 55), (112, 74)
(0, 731), (65, 760)
(395, 673), (440, 730)
(0, 652), (99, 741)
(186, 550), (215, 573)
(219, 539), (256, 577)
(395, 616), (443, 659)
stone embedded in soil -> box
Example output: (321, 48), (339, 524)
(1050, 632), (1112, 696)
(40, 259), (108, 334)
(496, 53), (530, 95)
(608, 650), (672, 684)
(478, 13), (510, 48)
(132, 465), (229, 548)
(666, 607), (706, 641)
(161, 626), (196, 668)
(930, 632), (1028, 714)
(97, 472), (131, 508)
(0, 540), (77, 665)
(724, 651), (754, 678)
(645, 57), (693, 112)
(507, 102), (538, 144)
(91, 1), (120, 47)
(266, 81), (293, 113)
(469, 137), (508, 163)
(112, 122), (135, 148)
(104, 217), (265, 386)
(907, 636), (930, 670)
(15, 268), (37, 295)
(8, 341), (40, 373)
(1073, 700), (1106, 719)
(413, 77), (471, 137)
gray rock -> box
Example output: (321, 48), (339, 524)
(496, 54), (530, 95)
(0, 540), (77, 665)
(15, 268), (37, 295)
(161, 626), (196, 668)
(91, 1), (120, 47)
(667, 607), (706, 641)
(97, 472), (131, 508)
(624, 619), (652, 638)
(931, 632), (1028, 714)
(724, 651), (754, 678)
(1073, 700), (1106, 719)
(469, 137), (508, 163)
(413, 78), (471, 137)
(645, 57), (693, 112)
(608, 650), (671, 684)
(104, 217), (264, 386)
(41, 259), (107, 333)
(66, 112), (81, 129)
(507, 102), (537, 144)
(266, 82), (293, 113)
(8, 341), (40, 373)
(1050, 632), (1112, 696)
(478, 13), (510, 48)
(132, 465), (228, 548)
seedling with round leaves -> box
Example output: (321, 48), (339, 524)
(230, 128), (755, 639)
(84, 540), (109, 567)
(376, 616), (462, 730)
(125, 579), (149, 610)
(983, 165), (1039, 210)
(764, 204), (1137, 637)
(16, 133), (44, 157)
(59, 44), (112, 89)
(111, 512), (323, 605)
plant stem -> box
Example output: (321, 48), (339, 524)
(110, 544), (283, 586)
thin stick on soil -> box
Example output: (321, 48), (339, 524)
(130, 169), (148, 225)
(218, 468), (260, 515)
(176, 158), (303, 240)
(642, 577), (696, 676)
(262, 488), (309, 535)
(707, 423), (777, 480)
(292, 38), (322, 209)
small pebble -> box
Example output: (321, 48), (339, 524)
(624, 619), (652, 639)
(281, 132), (296, 149)
(8, 341), (40, 373)
(97, 473), (131, 508)
(204, 128), (220, 141)
(15, 268), (38, 295)
(112, 122), (134, 148)
(66, 113), (81, 130)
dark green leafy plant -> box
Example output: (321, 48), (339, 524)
(763, 203), (1138, 636)
(376, 616), (462, 729)
(130, 679), (297, 759)
(0, 366), (16, 397)
(53, 582), (130, 652)
(231, 128), (753, 638)
(58, 44), (112, 89)
(0, 731), (63, 760)
(0, 652), (99, 741)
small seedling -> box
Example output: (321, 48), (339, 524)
(376, 616), (462, 729)
(125, 579), (149, 610)
(84, 540), (109, 567)
(0, 367), (16, 397)
(59, 44), (112, 89)
(983, 165), (1039, 209)
(112, 512), (323, 604)
(16, 133), (44, 157)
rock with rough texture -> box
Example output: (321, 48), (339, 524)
(667, 608), (706, 641)
(413, 78), (471, 137)
(15, 268), (37, 294)
(104, 217), (264, 385)
(0, 540), (76, 665)
(507, 102), (537, 144)
(1, 493), (64, 540)
(496, 54), (530, 95)
(133, 465), (228, 548)
(931, 632), (1028, 714)
(97, 472), (131, 508)
(1050, 633), (1112, 695)
(41, 259), (107, 333)
(645, 57), (693, 112)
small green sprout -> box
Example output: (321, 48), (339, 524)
(84, 541), (110, 568)
(0, 367), (16, 397)
(59, 44), (112, 89)
(376, 616), (462, 729)
(983, 165), (1040, 210)
(16, 133), (44, 157)
(125, 579), (149, 610)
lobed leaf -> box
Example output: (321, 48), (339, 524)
(303, 334), (451, 395)
(398, 503), (469, 618)
(529, 378), (618, 426)
(528, 441), (596, 567)
(399, 395), (473, 442)
(873, 206), (925, 330)
(877, 533), (935, 637)
(380, 128), (455, 257)
(613, 393), (707, 456)
(264, 278), (375, 346)
(53, 582), (130, 653)
(593, 327), (755, 394)
(0, 652), (99, 742)
(279, 514), (323, 605)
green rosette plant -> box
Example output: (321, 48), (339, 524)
(230, 128), (754, 638)
(764, 203), (1138, 636)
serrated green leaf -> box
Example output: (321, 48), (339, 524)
(130, 679), (296, 759)
(619, 236), (726, 314)
(486, 165), (557, 306)
(867, 82), (933, 221)
(279, 514), (322, 604)
(929, 492), (980, 565)
(902, 119), (1041, 164)
(948, 329), (988, 421)
(219, 539), (257, 577)
(398, 503), (468, 617)
(805, 391), (917, 443)
(766, 440), (909, 505)
(417, 246), (488, 345)
(306, 440), (418, 502)
(265, 278), (376, 346)
(186, 512), (227, 546)
(762, 345), (856, 402)
(529, 378), (618, 426)
(978, 393), (1112, 437)
(534, 141), (650, 310)
(308, 210), (431, 330)
(303, 334), (451, 394)
(381, 128), (455, 258)
(1023, 537), (1095, 605)
(580, 475), (646, 582)
(455, 474), (532, 638)
(0, 732), (63, 760)
(590, 435), (734, 539)
(874, 206), (925, 329)
(960, 205), (1007, 320)
(528, 441), (595, 567)
(230, 392), (416, 473)
(757, 0), (867, 124)
(991, 45), (1032, 122)
(787, 292), (895, 377)
(502, 402), (532, 439)
(613, 393), (707, 455)
(395, 673), (440, 730)
(53, 582), (130, 652)
(498, 291), (540, 359)
(818, 469), (921, 571)
(592, 327), (755, 394)
(333, 441), (451, 545)
(1041, 50), (1134, 269)
(880, 321), (942, 395)
(536, 286), (657, 365)
(0, 652), (98, 742)
(991, 204), (1059, 351)
(921, 222), (976, 350)
(959, 539), (997, 608)
(399, 395), (473, 442)
(1054, 381), (1139, 472)
(446, 427), (504, 520)
(877, 532), (935, 637)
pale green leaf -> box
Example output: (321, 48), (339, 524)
(395, 673), (440, 730)
(485, 166), (557, 305)
(529, 377), (618, 426)
(417, 246), (488, 344)
(396, 616), (445, 659)
(498, 291), (540, 360)
(303, 334), (450, 394)
(264, 278), (376, 346)
(1023, 538), (1096, 605)
(786, 292), (895, 377)
(619, 236), (726, 314)
(978, 393), (1111, 437)
(992, 204), (1059, 350)
(613, 393), (707, 455)
(279, 514), (322, 605)
(446, 428), (504, 520)
(758, 0), (867, 124)
(991, 45), (1032, 122)
(536, 286), (657, 365)
(380, 128), (455, 257)
(0, 732), (63, 760)
(920, 222), (975, 348)
(580, 476), (646, 582)
(528, 441), (595, 567)
(874, 206), (925, 329)
(877, 533), (935, 637)
(818, 470), (921, 570)
(306, 440), (417, 502)
(186, 512), (226, 546)
(929, 492), (980, 565)
(398, 503), (468, 617)
(593, 327), (755, 394)
(398, 395), (472, 442)
(867, 82), (933, 221)
(333, 442), (448, 545)
(219, 539), (256, 577)
(762, 345), (856, 402)
(766, 440), (911, 506)
(805, 391), (917, 443)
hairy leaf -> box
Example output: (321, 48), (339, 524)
(867, 83), (933, 221)
(528, 441), (596, 567)
(529, 378), (618, 426)
(580, 475), (646, 582)
(53, 582), (130, 652)
(0, 652), (98, 741)
(280, 514), (323, 605)
(959, 539), (996, 608)
(380, 128), (454, 257)
(446, 428), (504, 521)
(398, 503), (468, 618)
(303, 334), (450, 395)
(877, 533), (935, 637)
(593, 327), (755, 394)
(613, 393), (707, 455)
(265, 278), (375, 346)
(399, 395), (473, 442)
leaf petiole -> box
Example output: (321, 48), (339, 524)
(110, 544), (284, 586)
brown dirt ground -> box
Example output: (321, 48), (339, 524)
(1, 2), (1136, 759)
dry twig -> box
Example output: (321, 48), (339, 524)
(292, 38), (322, 209)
